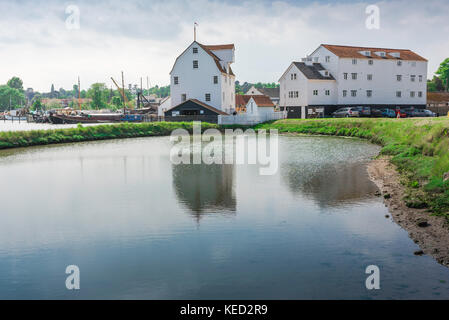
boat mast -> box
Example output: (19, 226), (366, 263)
(121, 71), (125, 114)
(78, 76), (81, 111)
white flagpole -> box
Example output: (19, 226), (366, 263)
(194, 22), (198, 41)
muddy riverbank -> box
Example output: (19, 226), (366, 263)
(368, 157), (449, 267)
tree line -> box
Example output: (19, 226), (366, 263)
(427, 58), (449, 92)
(0, 77), (171, 112)
(235, 81), (280, 95)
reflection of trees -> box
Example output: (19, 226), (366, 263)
(282, 162), (377, 207)
(172, 163), (236, 221)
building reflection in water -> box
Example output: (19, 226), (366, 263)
(172, 163), (236, 221)
(282, 162), (378, 207)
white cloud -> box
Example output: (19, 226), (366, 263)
(0, 0), (447, 92)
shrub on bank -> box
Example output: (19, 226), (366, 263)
(0, 122), (218, 149)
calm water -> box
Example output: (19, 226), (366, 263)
(0, 135), (448, 299)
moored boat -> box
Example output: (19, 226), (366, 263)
(49, 112), (122, 124)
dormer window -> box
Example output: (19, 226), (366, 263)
(193, 47), (198, 54)
(389, 52), (400, 58)
(359, 51), (371, 57)
(375, 51), (386, 57)
(324, 71), (329, 77)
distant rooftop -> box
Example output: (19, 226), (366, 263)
(203, 44), (235, 51)
(320, 44), (427, 61)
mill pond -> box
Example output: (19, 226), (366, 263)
(0, 134), (448, 299)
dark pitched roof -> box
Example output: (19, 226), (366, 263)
(292, 62), (335, 80)
(165, 99), (229, 115)
(258, 87), (280, 98)
(321, 44), (427, 61)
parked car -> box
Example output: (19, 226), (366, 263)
(401, 108), (415, 117)
(371, 108), (382, 117)
(423, 109), (437, 117)
(332, 107), (360, 118)
(354, 106), (371, 117)
(411, 109), (429, 117)
(380, 108), (396, 118)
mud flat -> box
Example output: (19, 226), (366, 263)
(368, 157), (449, 267)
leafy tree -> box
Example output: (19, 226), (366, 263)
(59, 88), (67, 98)
(87, 83), (109, 109)
(142, 85), (170, 98)
(111, 95), (122, 108)
(72, 84), (79, 97)
(436, 58), (449, 91)
(7, 77), (24, 92)
(427, 80), (436, 92)
(235, 81), (244, 95)
(31, 95), (43, 111)
(0, 85), (25, 111)
(236, 81), (280, 94)
(428, 76), (445, 92)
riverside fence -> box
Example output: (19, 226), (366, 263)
(218, 112), (286, 125)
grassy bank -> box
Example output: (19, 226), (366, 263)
(256, 118), (449, 218)
(0, 122), (218, 150)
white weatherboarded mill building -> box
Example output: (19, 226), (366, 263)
(169, 41), (236, 115)
(279, 44), (428, 118)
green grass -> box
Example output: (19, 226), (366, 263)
(0, 122), (218, 150)
(256, 118), (449, 218)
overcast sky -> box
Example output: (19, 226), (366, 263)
(0, 0), (448, 92)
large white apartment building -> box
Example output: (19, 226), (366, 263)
(279, 44), (428, 118)
(169, 41), (236, 115)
